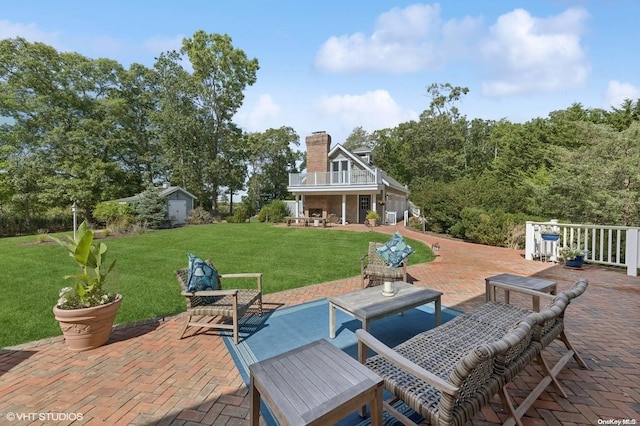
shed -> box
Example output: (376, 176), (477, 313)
(116, 184), (197, 225)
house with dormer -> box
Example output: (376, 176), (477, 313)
(287, 131), (409, 225)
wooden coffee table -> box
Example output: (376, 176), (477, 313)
(249, 339), (383, 425)
(485, 273), (557, 312)
(329, 282), (442, 362)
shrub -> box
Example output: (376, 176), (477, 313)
(35, 229), (49, 244)
(227, 206), (248, 223)
(408, 216), (424, 232)
(186, 207), (214, 225)
(93, 201), (135, 230)
(504, 223), (526, 249)
(257, 200), (289, 223)
(451, 208), (530, 248)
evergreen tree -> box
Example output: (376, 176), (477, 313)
(135, 185), (167, 229)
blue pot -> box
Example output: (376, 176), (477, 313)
(541, 234), (560, 241)
(565, 256), (584, 268)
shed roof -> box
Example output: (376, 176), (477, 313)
(116, 186), (197, 203)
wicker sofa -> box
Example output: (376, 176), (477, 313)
(356, 278), (588, 426)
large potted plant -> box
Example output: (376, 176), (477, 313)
(50, 221), (121, 351)
(366, 210), (381, 227)
(559, 246), (587, 268)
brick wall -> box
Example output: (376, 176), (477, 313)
(305, 195), (329, 218)
(305, 132), (331, 173)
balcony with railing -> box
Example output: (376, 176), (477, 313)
(288, 169), (379, 187)
(525, 221), (640, 276)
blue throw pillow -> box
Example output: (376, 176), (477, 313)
(376, 232), (415, 268)
(186, 253), (220, 292)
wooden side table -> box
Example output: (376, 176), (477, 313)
(485, 273), (557, 312)
(249, 339), (383, 425)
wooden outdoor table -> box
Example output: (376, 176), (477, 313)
(249, 339), (383, 426)
(329, 282), (442, 363)
(485, 273), (557, 312)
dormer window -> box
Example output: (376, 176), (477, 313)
(331, 159), (349, 183)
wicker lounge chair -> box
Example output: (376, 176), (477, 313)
(175, 261), (262, 344)
(360, 242), (408, 288)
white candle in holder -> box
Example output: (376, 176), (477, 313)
(383, 281), (393, 293)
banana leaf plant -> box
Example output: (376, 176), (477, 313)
(50, 221), (117, 309)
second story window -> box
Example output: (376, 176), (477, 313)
(331, 160), (349, 183)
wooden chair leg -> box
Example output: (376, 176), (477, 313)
(178, 315), (191, 340)
(559, 330), (589, 369)
(232, 298), (239, 344)
(536, 353), (567, 398)
(498, 386), (524, 426)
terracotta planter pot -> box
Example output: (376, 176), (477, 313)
(53, 294), (122, 351)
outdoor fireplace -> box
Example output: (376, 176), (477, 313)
(309, 208), (323, 218)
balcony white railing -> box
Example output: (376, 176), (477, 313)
(289, 170), (378, 186)
(525, 221), (640, 276)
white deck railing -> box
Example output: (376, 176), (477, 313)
(289, 170), (378, 186)
(525, 221), (640, 276)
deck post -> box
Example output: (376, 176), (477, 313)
(626, 228), (639, 277)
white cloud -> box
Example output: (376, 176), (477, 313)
(480, 8), (590, 97)
(236, 94), (282, 132)
(314, 90), (417, 133)
(0, 19), (64, 49)
(314, 4), (481, 73)
(603, 81), (640, 109)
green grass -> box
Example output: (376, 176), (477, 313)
(0, 223), (434, 347)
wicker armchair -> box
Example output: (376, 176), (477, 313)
(360, 242), (408, 288)
(175, 261), (262, 344)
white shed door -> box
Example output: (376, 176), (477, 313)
(169, 200), (187, 224)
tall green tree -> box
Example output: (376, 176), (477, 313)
(0, 38), (135, 222)
(115, 63), (164, 186)
(607, 99), (640, 131)
(343, 126), (374, 151)
(245, 126), (300, 209)
(178, 31), (259, 212)
(542, 121), (640, 225)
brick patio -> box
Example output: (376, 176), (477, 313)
(1, 224), (638, 425)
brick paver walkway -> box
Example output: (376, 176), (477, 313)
(1, 224), (638, 425)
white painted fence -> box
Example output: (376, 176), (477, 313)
(525, 221), (640, 276)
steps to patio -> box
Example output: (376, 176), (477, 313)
(1, 223), (638, 425)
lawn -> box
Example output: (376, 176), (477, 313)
(0, 223), (434, 347)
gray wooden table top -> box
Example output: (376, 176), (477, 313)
(485, 273), (556, 292)
(249, 339), (382, 425)
(329, 282), (442, 320)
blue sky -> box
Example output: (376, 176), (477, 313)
(2, 1), (639, 144)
